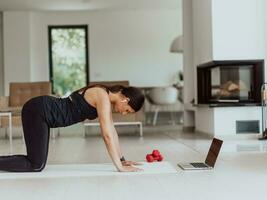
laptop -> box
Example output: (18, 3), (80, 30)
(178, 138), (223, 170)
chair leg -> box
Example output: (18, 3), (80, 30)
(21, 128), (25, 143)
(57, 128), (60, 137)
(153, 108), (159, 126)
(140, 123), (143, 137)
(51, 129), (56, 139)
(4, 128), (8, 139)
(50, 128), (60, 139)
(84, 126), (87, 137)
(170, 111), (176, 125)
(180, 113), (184, 124)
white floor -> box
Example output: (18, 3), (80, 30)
(0, 125), (267, 200)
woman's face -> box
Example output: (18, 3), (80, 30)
(114, 97), (135, 115)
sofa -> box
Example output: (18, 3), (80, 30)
(0, 82), (52, 136)
(0, 81), (145, 137)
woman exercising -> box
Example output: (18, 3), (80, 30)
(0, 84), (145, 172)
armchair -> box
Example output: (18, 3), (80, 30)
(0, 82), (52, 137)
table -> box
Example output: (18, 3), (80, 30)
(84, 121), (143, 137)
(0, 111), (13, 154)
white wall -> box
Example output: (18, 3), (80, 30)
(3, 12), (31, 95)
(212, 0), (265, 61)
(192, 0), (213, 67)
(195, 107), (214, 135)
(182, 0), (213, 129)
(183, 0), (213, 130)
(263, 0), (267, 80)
(214, 107), (262, 136)
(197, 106), (262, 136)
(0, 12), (3, 96)
(182, 0), (195, 128)
(192, 0), (213, 104)
(3, 9), (182, 95)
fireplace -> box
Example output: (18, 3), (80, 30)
(197, 60), (264, 106)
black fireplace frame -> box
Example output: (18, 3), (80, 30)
(197, 60), (264, 106)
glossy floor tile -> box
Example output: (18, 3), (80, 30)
(0, 125), (267, 200)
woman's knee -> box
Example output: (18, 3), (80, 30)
(32, 162), (46, 172)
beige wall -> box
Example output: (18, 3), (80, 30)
(3, 9), (182, 95)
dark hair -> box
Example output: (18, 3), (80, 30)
(79, 84), (145, 112)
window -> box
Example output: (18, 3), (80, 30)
(48, 25), (89, 96)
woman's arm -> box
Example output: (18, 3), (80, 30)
(96, 94), (122, 170)
(96, 90), (142, 172)
(111, 125), (122, 159)
(111, 126), (142, 166)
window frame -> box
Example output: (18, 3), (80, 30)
(48, 25), (90, 94)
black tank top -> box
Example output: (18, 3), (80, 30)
(42, 89), (98, 128)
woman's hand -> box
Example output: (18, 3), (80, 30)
(122, 160), (143, 166)
(118, 165), (143, 172)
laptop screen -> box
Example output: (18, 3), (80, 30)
(205, 138), (223, 167)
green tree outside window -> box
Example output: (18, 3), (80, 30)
(50, 26), (88, 96)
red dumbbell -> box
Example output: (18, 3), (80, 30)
(146, 150), (164, 162)
(157, 155), (164, 161)
(152, 150), (163, 161)
(146, 154), (154, 162)
(153, 154), (164, 162)
(152, 150), (160, 157)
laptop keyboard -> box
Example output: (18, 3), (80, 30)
(190, 162), (209, 168)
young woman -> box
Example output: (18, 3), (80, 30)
(0, 84), (145, 172)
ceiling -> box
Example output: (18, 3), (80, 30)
(0, 0), (181, 11)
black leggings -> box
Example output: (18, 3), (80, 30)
(0, 97), (50, 172)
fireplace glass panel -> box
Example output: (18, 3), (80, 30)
(210, 65), (253, 102)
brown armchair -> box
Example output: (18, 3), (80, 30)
(0, 82), (52, 136)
